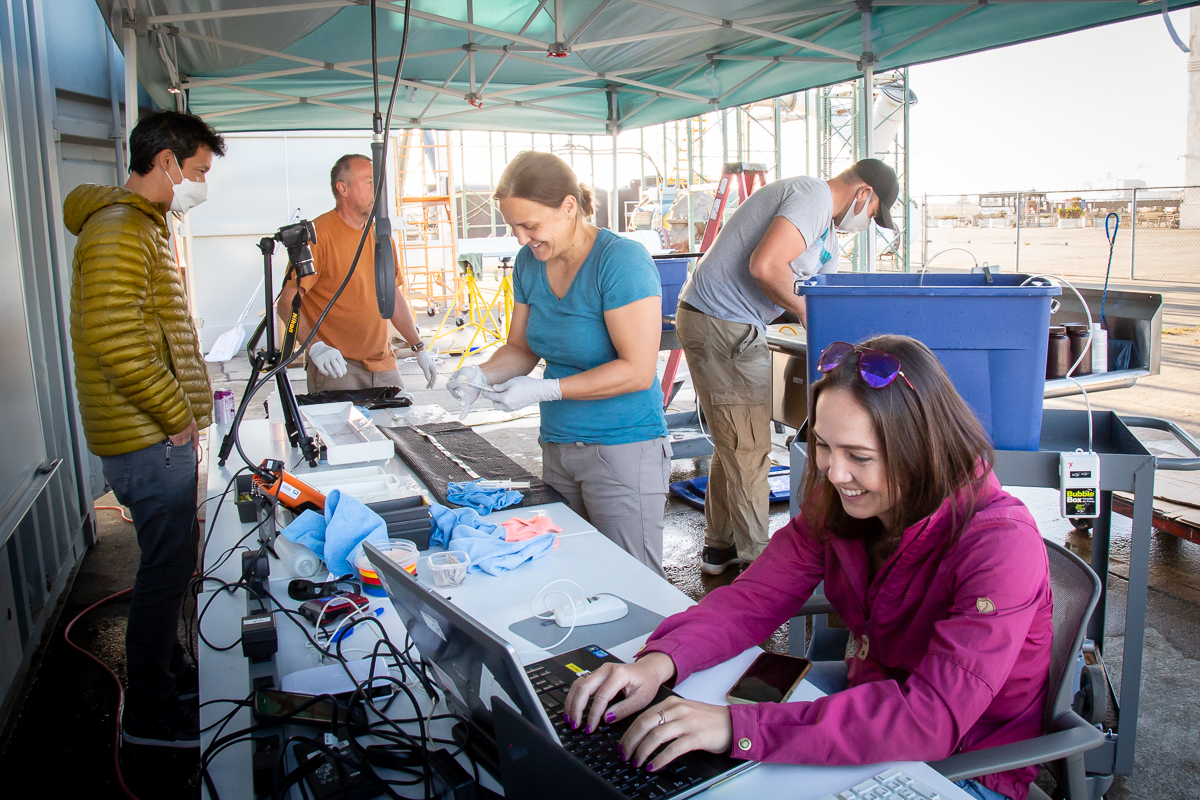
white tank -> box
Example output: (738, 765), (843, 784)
(872, 83), (918, 158)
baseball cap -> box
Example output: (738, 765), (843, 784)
(852, 158), (899, 230)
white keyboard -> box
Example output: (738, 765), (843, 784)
(820, 768), (946, 800)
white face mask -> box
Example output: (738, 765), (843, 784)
(836, 188), (874, 233)
(165, 156), (208, 215)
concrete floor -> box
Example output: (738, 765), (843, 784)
(2, 283), (1198, 798)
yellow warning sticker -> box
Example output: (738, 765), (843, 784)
(564, 663), (585, 674)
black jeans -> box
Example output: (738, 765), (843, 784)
(101, 439), (199, 717)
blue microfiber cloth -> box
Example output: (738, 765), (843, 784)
(429, 503), (502, 548)
(429, 503), (556, 576)
(283, 489), (388, 576)
(446, 480), (523, 515)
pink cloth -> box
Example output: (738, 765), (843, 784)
(639, 472), (1052, 800)
(501, 515), (563, 543)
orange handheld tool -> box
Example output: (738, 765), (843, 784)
(252, 460), (326, 513)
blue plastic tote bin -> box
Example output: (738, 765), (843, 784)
(655, 256), (689, 330)
(796, 273), (1060, 451)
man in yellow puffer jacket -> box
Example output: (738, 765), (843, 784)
(64, 110), (224, 749)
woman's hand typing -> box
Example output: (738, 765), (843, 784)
(620, 697), (733, 771)
(562, 652), (735, 772)
(563, 651), (676, 733)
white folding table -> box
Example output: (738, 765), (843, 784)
(200, 418), (970, 800)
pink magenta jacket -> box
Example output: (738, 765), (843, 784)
(641, 472), (1053, 800)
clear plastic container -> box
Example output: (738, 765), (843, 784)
(428, 551), (471, 587)
(356, 540), (419, 583)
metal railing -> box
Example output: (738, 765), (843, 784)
(920, 186), (1200, 283)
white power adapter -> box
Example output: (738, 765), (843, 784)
(1060, 450), (1100, 518)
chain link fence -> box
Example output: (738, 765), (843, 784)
(919, 187), (1200, 283)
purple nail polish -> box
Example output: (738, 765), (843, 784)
(586, 725), (594, 734)
(617, 744), (625, 760)
(646, 763), (655, 772)
(572, 718), (579, 730)
(605, 711), (616, 723)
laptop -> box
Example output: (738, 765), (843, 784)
(364, 542), (755, 799)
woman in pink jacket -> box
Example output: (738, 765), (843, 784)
(564, 334), (1054, 800)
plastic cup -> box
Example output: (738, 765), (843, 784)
(428, 550), (471, 587)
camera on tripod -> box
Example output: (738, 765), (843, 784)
(275, 220), (317, 277)
(218, 219), (324, 470)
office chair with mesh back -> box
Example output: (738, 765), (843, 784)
(788, 539), (1106, 800)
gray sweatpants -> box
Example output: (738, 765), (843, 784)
(541, 438), (672, 577)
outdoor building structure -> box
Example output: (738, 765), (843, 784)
(1, 1), (1199, 798)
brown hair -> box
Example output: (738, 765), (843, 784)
(330, 154), (370, 199)
(494, 151), (595, 217)
(801, 334), (994, 547)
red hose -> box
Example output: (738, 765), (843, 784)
(96, 505), (133, 523)
(62, 588), (142, 800)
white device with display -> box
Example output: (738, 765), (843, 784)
(552, 594), (629, 627)
(1060, 449), (1100, 519)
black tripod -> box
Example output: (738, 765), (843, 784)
(218, 235), (320, 468)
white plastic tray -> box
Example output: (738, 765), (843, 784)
(300, 402), (394, 465)
(303, 465), (416, 504)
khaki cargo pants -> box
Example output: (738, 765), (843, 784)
(306, 358), (402, 393)
(675, 306), (772, 562)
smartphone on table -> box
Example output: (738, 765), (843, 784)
(726, 652), (813, 705)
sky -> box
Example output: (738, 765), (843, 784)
(907, 8), (1192, 196)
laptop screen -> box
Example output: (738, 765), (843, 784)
(363, 542), (553, 738)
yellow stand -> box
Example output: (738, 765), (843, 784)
(428, 259), (514, 369)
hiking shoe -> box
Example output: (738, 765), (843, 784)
(700, 545), (742, 575)
(122, 701), (200, 749)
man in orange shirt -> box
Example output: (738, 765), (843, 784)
(277, 154), (436, 392)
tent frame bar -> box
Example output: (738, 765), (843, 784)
(127, 0), (1169, 134)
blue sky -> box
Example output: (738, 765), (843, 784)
(908, 8), (1192, 195)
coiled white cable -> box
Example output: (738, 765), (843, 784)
(516, 578), (584, 656)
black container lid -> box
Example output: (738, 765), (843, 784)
(1062, 322), (1091, 337)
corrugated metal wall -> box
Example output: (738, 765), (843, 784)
(0, 0), (120, 724)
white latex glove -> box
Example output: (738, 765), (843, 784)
(308, 340), (347, 378)
(446, 365), (487, 420)
(415, 349), (438, 390)
(480, 376), (562, 412)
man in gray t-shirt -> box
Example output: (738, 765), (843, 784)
(675, 159), (898, 574)
(681, 175), (836, 328)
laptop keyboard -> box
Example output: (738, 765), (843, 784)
(525, 663), (707, 799)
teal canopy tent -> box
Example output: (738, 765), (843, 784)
(100, 1), (1196, 134)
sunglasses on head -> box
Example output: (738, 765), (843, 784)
(817, 341), (915, 391)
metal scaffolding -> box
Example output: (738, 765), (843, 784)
(815, 68), (913, 272)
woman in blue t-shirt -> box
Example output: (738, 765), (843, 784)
(447, 151), (671, 575)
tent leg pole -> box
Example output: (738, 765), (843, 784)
(861, 6), (876, 273)
(123, 16), (137, 170)
(612, 133), (620, 232)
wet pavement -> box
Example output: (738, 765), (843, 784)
(4, 291), (1198, 798)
